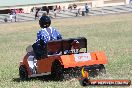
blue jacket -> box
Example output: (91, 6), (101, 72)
(36, 27), (62, 46)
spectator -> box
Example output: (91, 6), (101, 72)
(68, 4), (72, 11)
(85, 3), (89, 16)
(15, 9), (19, 13)
(73, 4), (77, 9)
(58, 6), (61, 12)
(82, 7), (85, 16)
(54, 8), (57, 18)
(53, 5), (58, 17)
(13, 9), (17, 22)
(35, 9), (39, 20)
(31, 7), (34, 12)
(19, 8), (24, 13)
(78, 8), (81, 15)
(46, 6), (49, 15)
(9, 10), (13, 22)
(63, 6), (66, 12)
(75, 8), (81, 17)
(55, 5), (58, 11)
(75, 8), (78, 17)
(33, 7), (36, 12)
(4, 18), (8, 23)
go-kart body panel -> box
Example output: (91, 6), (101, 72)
(20, 51), (107, 76)
(36, 55), (61, 74)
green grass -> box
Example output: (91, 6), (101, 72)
(0, 13), (132, 88)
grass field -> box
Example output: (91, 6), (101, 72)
(0, 13), (132, 88)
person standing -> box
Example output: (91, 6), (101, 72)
(63, 6), (66, 12)
(85, 3), (89, 16)
(35, 9), (39, 20)
(46, 6), (49, 15)
(54, 8), (57, 18)
(13, 9), (17, 22)
(58, 6), (61, 12)
(9, 11), (13, 22)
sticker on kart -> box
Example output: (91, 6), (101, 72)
(74, 53), (91, 62)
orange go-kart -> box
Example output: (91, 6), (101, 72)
(19, 37), (108, 80)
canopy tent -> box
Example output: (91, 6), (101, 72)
(0, 0), (75, 7)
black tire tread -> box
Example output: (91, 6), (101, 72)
(19, 65), (28, 80)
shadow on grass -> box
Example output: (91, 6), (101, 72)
(12, 75), (61, 82)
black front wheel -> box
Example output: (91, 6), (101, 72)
(19, 65), (28, 80)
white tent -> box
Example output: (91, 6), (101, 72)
(0, 0), (75, 7)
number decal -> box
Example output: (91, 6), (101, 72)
(74, 53), (91, 62)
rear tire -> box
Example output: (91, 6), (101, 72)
(79, 78), (90, 86)
(51, 60), (65, 81)
(98, 64), (106, 75)
(51, 60), (82, 80)
(19, 65), (28, 80)
(84, 64), (106, 77)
